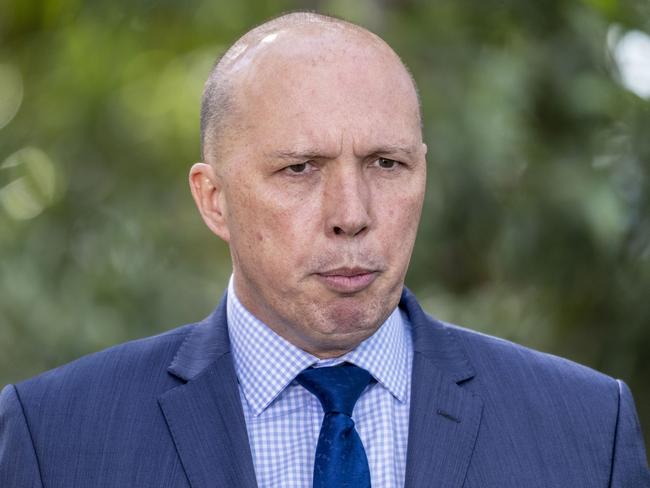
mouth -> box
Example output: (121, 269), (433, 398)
(315, 267), (379, 294)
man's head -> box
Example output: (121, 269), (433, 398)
(190, 12), (427, 358)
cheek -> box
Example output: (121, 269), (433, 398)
(374, 185), (424, 265)
(229, 190), (315, 267)
(380, 186), (424, 232)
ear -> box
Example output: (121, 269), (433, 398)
(189, 162), (230, 242)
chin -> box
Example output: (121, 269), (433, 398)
(310, 321), (379, 358)
(318, 297), (388, 337)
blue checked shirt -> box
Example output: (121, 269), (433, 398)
(227, 277), (413, 488)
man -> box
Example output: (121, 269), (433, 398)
(1, 11), (648, 488)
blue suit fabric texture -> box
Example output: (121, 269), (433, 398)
(0, 288), (648, 487)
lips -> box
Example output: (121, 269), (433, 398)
(316, 267), (378, 294)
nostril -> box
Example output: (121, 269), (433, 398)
(334, 226), (343, 235)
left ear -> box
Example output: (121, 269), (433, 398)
(188, 162), (230, 242)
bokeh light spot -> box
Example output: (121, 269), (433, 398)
(0, 64), (23, 130)
(609, 26), (650, 99)
(0, 147), (59, 220)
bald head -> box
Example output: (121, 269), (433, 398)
(200, 11), (421, 165)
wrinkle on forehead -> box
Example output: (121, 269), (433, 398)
(259, 103), (424, 163)
(266, 132), (423, 163)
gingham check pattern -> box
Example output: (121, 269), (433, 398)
(227, 277), (413, 488)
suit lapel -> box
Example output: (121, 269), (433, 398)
(401, 289), (483, 488)
(158, 297), (258, 488)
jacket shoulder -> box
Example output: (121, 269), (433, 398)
(2, 322), (210, 486)
(14, 323), (197, 405)
(444, 320), (616, 392)
(426, 318), (649, 486)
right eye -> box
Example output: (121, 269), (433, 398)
(282, 161), (317, 176)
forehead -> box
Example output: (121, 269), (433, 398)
(229, 28), (422, 155)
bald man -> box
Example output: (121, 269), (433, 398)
(1, 12), (648, 488)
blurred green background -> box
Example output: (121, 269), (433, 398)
(1, 0), (649, 452)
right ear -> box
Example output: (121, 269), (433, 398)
(189, 162), (230, 242)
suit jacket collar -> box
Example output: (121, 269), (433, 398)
(401, 287), (476, 383)
(161, 288), (482, 488)
(400, 287), (483, 488)
(166, 296), (231, 381)
(160, 296), (258, 488)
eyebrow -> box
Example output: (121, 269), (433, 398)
(267, 149), (328, 161)
(365, 144), (419, 157)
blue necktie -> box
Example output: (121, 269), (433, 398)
(296, 363), (374, 488)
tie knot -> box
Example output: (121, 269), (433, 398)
(296, 363), (373, 416)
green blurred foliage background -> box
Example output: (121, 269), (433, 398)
(1, 0), (649, 451)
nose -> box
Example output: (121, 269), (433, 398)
(323, 164), (371, 238)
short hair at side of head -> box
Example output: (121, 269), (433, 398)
(200, 54), (234, 164)
(199, 11), (421, 165)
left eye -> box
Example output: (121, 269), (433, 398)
(375, 157), (398, 169)
(288, 162), (308, 173)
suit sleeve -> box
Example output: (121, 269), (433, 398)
(0, 384), (44, 488)
(609, 380), (650, 487)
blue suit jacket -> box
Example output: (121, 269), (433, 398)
(1, 289), (648, 487)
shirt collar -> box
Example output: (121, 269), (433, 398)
(227, 276), (410, 417)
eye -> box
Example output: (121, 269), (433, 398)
(374, 157), (399, 169)
(282, 161), (317, 176)
(288, 162), (308, 173)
